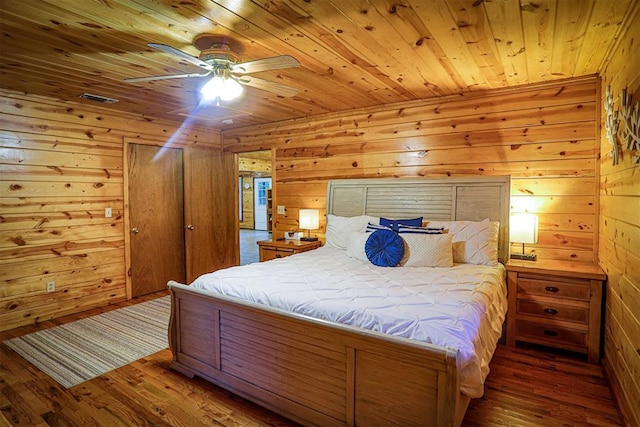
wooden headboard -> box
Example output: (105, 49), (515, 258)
(326, 176), (511, 263)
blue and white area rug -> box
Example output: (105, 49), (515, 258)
(4, 296), (170, 388)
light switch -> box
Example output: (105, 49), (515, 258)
(105, 207), (112, 218)
(277, 205), (286, 215)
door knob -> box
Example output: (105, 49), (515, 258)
(131, 227), (139, 234)
(186, 224), (195, 230)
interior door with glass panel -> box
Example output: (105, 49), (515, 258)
(253, 177), (272, 230)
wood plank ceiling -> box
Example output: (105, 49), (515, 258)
(0, 0), (635, 130)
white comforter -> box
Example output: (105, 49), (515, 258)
(190, 246), (507, 398)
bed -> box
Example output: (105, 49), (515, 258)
(167, 176), (511, 427)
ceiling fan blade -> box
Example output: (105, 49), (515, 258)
(148, 43), (212, 70)
(125, 72), (210, 83)
(237, 76), (298, 97)
(231, 55), (300, 74)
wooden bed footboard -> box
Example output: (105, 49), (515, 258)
(167, 281), (469, 427)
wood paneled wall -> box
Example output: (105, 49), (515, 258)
(598, 1), (640, 425)
(0, 90), (220, 331)
(239, 173), (255, 229)
(223, 76), (600, 263)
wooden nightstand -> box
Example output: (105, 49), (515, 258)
(506, 259), (606, 363)
(257, 239), (321, 262)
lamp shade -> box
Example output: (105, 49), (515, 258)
(509, 213), (539, 244)
(299, 209), (320, 230)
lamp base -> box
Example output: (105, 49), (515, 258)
(300, 237), (318, 242)
(510, 253), (537, 261)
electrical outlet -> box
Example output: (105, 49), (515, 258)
(105, 207), (112, 218)
(46, 281), (56, 292)
(277, 205), (286, 215)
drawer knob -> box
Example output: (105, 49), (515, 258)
(543, 308), (558, 315)
(543, 330), (558, 337)
(544, 286), (560, 293)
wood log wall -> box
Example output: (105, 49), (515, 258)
(598, 2), (640, 425)
(239, 173), (255, 229)
(0, 90), (220, 332)
(223, 76), (600, 263)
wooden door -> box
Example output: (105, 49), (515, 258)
(253, 177), (272, 230)
(128, 144), (186, 297)
(184, 148), (237, 283)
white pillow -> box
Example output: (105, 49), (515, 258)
(346, 232), (369, 262)
(325, 214), (378, 250)
(399, 233), (453, 267)
(425, 218), (499, 266)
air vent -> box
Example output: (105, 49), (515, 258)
(79, 93), (119, 103)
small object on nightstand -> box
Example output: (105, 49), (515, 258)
(257, 238), (321, 262)
(509, 213), (538, 261)
(506, 259), (606, 363)
(284, 231), (303, 240)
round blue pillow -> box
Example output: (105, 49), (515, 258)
(365, 229), (405, 267)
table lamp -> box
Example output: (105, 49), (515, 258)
(299, 209), (319, 241)
(509, 213), (538, 261)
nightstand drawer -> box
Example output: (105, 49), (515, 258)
(260, 247), (294, 261)
(516, 319), (587, 349)
(517, 276), (590, 301)
(517, 299), (589, 324)
(258, 239), (322, 262)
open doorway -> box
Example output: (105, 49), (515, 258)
(238, 150), (272, 265)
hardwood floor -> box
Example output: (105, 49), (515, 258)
(239, 229), (271, 265)
(465, 345), (623, 426)
(0, 293), (624, 427)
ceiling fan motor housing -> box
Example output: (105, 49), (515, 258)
(199, 47), (240, 66)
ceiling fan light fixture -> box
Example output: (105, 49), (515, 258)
(125, 37), (299, 99)
(201, 75), (244, 101)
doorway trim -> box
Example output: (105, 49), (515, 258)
(236, 148), (276, 247)
(123, 138), (131, 298)
(237, 148), (275, 231)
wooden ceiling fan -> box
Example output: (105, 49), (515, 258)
(125, 34), (300, 98)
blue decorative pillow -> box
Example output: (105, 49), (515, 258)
(380, 216), (423, 231)
(365, 229), (405, 267)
